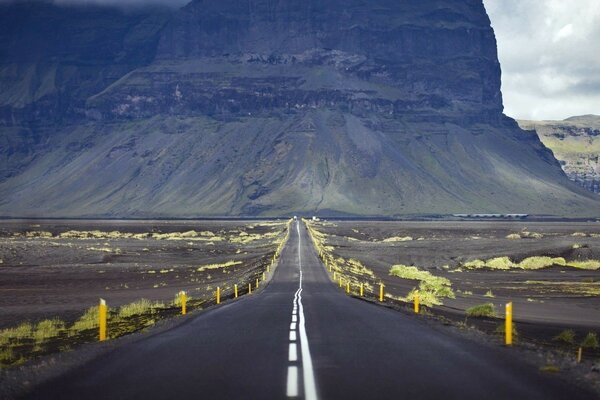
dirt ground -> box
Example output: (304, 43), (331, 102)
(0, 219), (288, 329)
(309, 220), (600, 354)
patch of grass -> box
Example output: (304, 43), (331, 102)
(518, 257), (566, 270)
(382, 236), (413, 242)
(540, 365), (560, 373)
(484, 290), (495, 298)
(70, 307), (99, 334)
(553, 329), (576, 345)
(486, 257), (514, 270)
(506, 233), (521, 240)
(0, 322), (33, 345)
(196, 260), (242, 272)
(521, 231), (543, 239)
(389, 265), (454, 306)
(581, 332), (599, 349)
(345, 258), (375, 278)
(572, 232), (588, 237)
(463, 256), (585, 270)
(568, 260), (600, 270)
(466, 303), (497, 318)
(463, 259), (485, 269)
(118, 299), (165, 318)
(33, 318), (66, 342)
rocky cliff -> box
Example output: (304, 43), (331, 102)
(519, 116), (600, 195)
(0, 0), (598, 217)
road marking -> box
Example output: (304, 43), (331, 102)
(288, 343), (298, 361)
(290, 322), (296, 330)
(292, 314), (297, 322)
(296, 222), (319, 400)
(286, 366), (299, 397)
(290, 331), (297, 341)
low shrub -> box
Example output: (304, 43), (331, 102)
(553, 329), (575, 345)
(466, 303), (497, 318)
(581, 332), (599, 349)
(33, 319), (66, 342)
(389, 265), (454, 306)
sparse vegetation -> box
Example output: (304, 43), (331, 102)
(33, 319), (66, 342)
(485, 257), (513, 270)
(540, 365), (560, 373)
(118, 299), (163, 318)
(553, 329), (576, 345)
(568, 260), (600, 270)
(484, 290), (495, 298)
(0, 323), (33, 346)
(461, 256), (595, 270)
(196, 260), (242, 272)
(466, 303), (497, 318)
(382, 236), (413, 242)
(70, 307), (99, 333)
(581, 332), (599, 349)
(389, 265), (454, 306)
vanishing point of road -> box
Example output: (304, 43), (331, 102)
(28, 221), (594, 399)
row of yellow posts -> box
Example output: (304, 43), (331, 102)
(306, 222), (592, 363)
(97, 219), (294, 342)
(306, 221), (589, 362)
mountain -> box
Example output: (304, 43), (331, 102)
(0, 0), (599, 218)
(518, 115), (600, 195)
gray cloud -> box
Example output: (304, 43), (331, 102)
(484, 0), (600, 120)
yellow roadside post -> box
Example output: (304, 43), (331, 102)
(234, 284), (238, 298)
(267, 264), (270, 273)
(256, 278), (259, 289)
(414, 291), (420, 314)
(346, 281), (350, 294)
(339, 278), (343, 288)
(505, 302), (513, 346)
(99, 298), (107, 341)
(179, 291), (187, 315)
(379, 283), (384, 302)
(333, 271), (337, 281)
(577, 347), (582, 363)
(216, 287), (221, 304)
(262, 272), (266, 282)
(248, 283), (252, 294)
(360, 283), (364, 297)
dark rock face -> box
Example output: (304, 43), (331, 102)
(0, 0), (598, 217)
(101, 0), (502, 120)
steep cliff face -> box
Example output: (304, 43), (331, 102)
(519, 116), (600, 195)
(91, 0), (502, 120)
(0, 0), (598, 217)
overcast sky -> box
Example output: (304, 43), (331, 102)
(3, 0), (598, 121)
(484, 0), (600, 120)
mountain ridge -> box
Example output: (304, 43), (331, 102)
(1, 0), (599, 217)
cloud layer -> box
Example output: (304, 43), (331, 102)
(484, 0), (600, 120)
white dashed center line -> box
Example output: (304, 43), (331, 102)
(286, 366), (299, 397)
(285, 221), (318, 399)
(288, 343), (298, 361)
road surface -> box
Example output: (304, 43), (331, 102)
(27, 221), (593, 399)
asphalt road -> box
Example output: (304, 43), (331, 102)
(27, 221), (594, 399)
